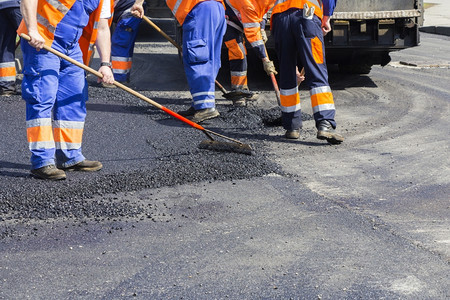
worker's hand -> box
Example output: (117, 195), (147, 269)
(131, 3), (144, 18)
(322, 16), (332, 35)
(98, 65), (114, 84)
(27, 29), (46, 51)
(296, 67), (305, 85)
(262, 58), (277, 76)
(260, 29), (268, 44)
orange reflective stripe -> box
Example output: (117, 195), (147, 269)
(224, 39), (245, 60)
(280, 93), (300, 107)
(0, 67), (16, 77)
(112, 60), (132, 70)
(231, 75), (247, 87)
(311, 36), (323, 64)
(53, 128), (84, 144)
(27, 126), (53, 143)
(311, 91), (333, 108)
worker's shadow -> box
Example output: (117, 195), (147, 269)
(0, 161), (30, 178)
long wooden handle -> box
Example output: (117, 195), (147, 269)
(143, 16), (182, 52)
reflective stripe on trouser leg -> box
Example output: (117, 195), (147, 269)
(224, 26), (248, 91)
(111, 15), (142, 82)
(53, 45), (87, 168)
(21, 41), (59, 169)
(272, 11), (302, 131)
(0, 62), (16, 89)
(182, 1), (226, 110)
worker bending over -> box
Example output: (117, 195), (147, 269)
(271, 0), (344, 143)
(19, 0), (114, 180)
(224, 0), (277, 106)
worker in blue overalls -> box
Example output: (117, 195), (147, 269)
(110, 0), (145, 83)
(19, 0), (114, 180)
(0, 0), (22, 96)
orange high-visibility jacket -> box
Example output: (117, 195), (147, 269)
(166, 0), (225, 26)
(226, 0), (274, 58)
(271, 0), (324, 19)
(17, 0), (113, 65)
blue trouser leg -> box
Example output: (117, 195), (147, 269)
(0, 8), (22, 92)
(53, 45), (87, 168)
(21, 41), (87, 169)
(182, 1), (226, 110)
(111, 15), (142, 82)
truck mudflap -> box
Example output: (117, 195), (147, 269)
(332, 9), (422, 20)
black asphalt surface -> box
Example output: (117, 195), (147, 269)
(0, 33), (449, 299)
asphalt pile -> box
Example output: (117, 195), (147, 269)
(0, 87), (296, 236)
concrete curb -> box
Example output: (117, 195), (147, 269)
(420, 26), (450, 37)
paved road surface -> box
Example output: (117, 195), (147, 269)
(0, 33), (448, 298)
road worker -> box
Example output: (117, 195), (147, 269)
(163, 0), (226, 123)
(19, 0), (115, 180)
(271, 0), (344, 144)
(108, 0), (145, 84)
(0, 0), (22, 96)
(223, 10), (269, 106)
(223, 0), (278, 106)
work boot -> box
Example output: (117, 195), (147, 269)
(179, 107), (219, 123)
(31, 165), (66, 180)
(316, 120), (344, 144)
(285, 129), (300, 139)
(61, 160), (103, 172)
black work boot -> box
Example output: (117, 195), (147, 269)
(31, 165), (66, 180)
(285, 129), (300, 139)
(179, 107), (219, 123)
(61, 160), (103, 172)
(317, 120), (344, 144)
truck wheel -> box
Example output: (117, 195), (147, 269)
(339, 63), (373, 75)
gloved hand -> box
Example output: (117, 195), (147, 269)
(262, 58), (277, 76)
(260, 29), (268, 43)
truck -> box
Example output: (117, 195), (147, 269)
(145, 0), (424, 74)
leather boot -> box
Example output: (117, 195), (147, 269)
(31, 165), (66, 180)
(317, 120), (344, 144)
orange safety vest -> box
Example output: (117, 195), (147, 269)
(271, 0), (323, 19)
(17, 0), (77, 47)
(166, 0), (225, 25)
(17, 0), (114, 65)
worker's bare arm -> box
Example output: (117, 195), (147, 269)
(20, 0), (45, 50)
(95, 18), (114, 84)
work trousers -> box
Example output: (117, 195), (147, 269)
(0, 7), (22, 93)
(182, 1), (226, 110)
(272, 8), (337, 131)
(111, 11), (142, 82)
(21, 41), (88, 169)
(223, 25), (248, 91)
